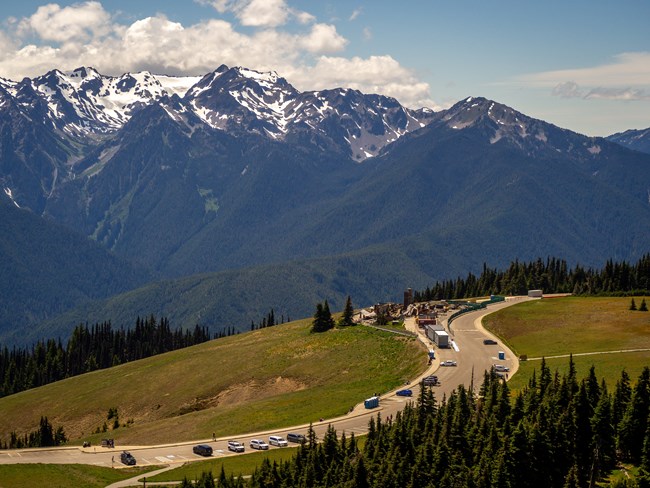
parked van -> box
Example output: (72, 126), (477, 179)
(287, 433), (306, 444)
(268, 435), (288, 447)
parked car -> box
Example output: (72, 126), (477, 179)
(396, 389), (413, 397)
(287, 433), (306, 444)
(227, 440), (245, 453)
(422, 375), (439, 386)
(483, 339), (498, 345)
(493, 364), (510, 372)
(269, 435), (288, 447)
(250, 439), (269, 450)
(193, 444), (213, 456)
(440, 360), (457, 366)
(120, 451), (136, 466)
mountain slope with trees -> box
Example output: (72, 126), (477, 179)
(0, 199), (149, 344)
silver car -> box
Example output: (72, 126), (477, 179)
(250, 439), (269, 450)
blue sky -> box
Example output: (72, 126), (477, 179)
(1, 0), (648, 136)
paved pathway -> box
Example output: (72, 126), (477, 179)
(527, 348), (650, 361)
(105, 465), (176, 488)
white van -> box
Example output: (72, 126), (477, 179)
(268, 435), (288, 447)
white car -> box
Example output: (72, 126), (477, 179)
(440, 360), (457, 367)
(250, 439), (269, 450)
(227, 440), (245, 453)
(493, 364), (510, 372)
(269, 435), (288, 447)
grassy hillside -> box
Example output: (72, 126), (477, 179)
(0, 464), (157, 488)
(0, 319), (424, 446)
(484, 296), (650, 389)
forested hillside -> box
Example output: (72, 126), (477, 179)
(414, 254), (650, 301)
(0, 316), (212, 398)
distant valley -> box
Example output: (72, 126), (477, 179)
(1, 66), (649, 346)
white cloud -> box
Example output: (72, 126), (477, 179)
(0, 2), (436, 110)
(520, 52), (650, 87)
(585, 87), (650, 101)
(236, 0), (289, 27)
(294, 55), (438, 109)
(17, 1), (113, 43)
(349, 8), (363, 21)
(520, 52), (650, 103)
(197, 0), (314, 27)
(551, 81), (584, 99)
(300, 23), (347, 54)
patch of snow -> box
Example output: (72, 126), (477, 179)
(156, 75), (202, 97)
(241, 165), (249, 175)
(587, 144), (601, 154)
(490, 131), (503, 144)
(4, 187), (20, 207)
(535, 132), (548, 142)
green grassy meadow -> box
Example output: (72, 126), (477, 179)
(484, 296), (650, 387)
(149, 447), (298, 482)
(0, 320), (424, 446)
(0, 464), (157, 488)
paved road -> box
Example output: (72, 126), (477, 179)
(0, 298), (524, 470)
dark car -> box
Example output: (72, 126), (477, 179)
(287, 433), (306, 444)
(422, 375), (439, 386)
(483, 339), (498, 345)
(396, 389), (413, 397)
(193, 444), (213, 456)
(120, 451), (136, 466)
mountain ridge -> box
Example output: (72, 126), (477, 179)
(1, 64), (649, 348)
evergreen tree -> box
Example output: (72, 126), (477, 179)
(641, 298), (648, 312)
(339, 295), (355, 326)
(631, 298), (638, 310)
(311, 303), (327, 333)
(619, 367), (650, 462)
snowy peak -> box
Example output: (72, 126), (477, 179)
(184, 65), (434, 159)
(289, 88), (434, 160)
(0, 65), (435, 160)
(187, 64), (298, 137)
(607, 127), (650, 155)
(4, 67), (204, 136)
(438, 96), (605, 156)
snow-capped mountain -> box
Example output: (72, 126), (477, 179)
(435, 96), (605, 158)
(7, 67), (200, 136)
(607, 127), (650, 155)
(187, 65), (433, 160)
(0, 65), (433, 160)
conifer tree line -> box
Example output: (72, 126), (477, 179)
(250, 308), (289, 331)
(414, 254), (650, 301)
(1, 416), (66, 450)
(180, 361), (650, 488)
(0, 315), (211, 398)
(311, 297), (355, 333)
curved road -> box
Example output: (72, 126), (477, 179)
(0, 298), (525, 469)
